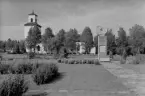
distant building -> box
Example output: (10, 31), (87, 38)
(76, 42), (85, 54)
(90, 47), (96, 54)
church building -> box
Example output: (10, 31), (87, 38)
(24, 11), (46, 53)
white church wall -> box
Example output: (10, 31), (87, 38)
(28, 15), (37, 22)
(24, 26), (32, 38)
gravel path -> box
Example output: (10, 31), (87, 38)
(102, 62), (145, 96)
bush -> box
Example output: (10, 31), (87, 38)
(120, 57), (126, 64)
(82, 59), (87, 64)
(0, 74), (28, 96)
(126, 55), (141, 64)
(58, 59), (61, 63)
(59, 59), (100, 65)
(27, 52), (35, 59)
(32, 63), (59, 85)
(59, 47), (69, 59)
(0, 64), (11, 74)
(10, 63), (33, 74)
(65, 59), (68, 64)
(94, 60), (100, 65)
(112, 55), (121, 61)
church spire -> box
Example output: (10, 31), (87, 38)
(28, 10), (37, 16)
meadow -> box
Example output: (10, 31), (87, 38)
(0, 53), (143, 96)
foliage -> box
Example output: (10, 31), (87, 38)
(59, 47), (69, 59)
(0, 74), (28, 96)
(19, 40), (26, 53)
(116, 27), (127, 55)
(10, 63), (33, 74)
(120, 57), (126, 64)
(64, 29), (80, 52)
(105, 29), (116, 54)
(0, 40), (6, 52)
(112, 55), (121, 61)
(80, 27), (93, 53)
(0, 64), (11, 74)
(0, 60), (41, 74)
(13, 43), (21, 54)
(126, 54), (145, 64)
(129, 24), (145, 54)
(32, 62), (59, 85)
(58, 59), (100, 65)
(41, 27), (54, 53)
(27, 52), (35, 59)
(26, 25), (41, 52)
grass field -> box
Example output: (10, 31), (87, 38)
(0, 53), (138, 96)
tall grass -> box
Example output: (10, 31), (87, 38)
(32, 62), (59, 85)
(0, 74), (28, 96)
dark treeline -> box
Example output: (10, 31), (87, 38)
(0, 39), (26, 54)
(1, 24), (145, 57)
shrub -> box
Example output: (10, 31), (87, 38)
(82, 59), (87, 64)
(0, 64), (11, 74)
(94, 60), (100, 65)
(120, 57), (126, 64)
(112, 55), (121, 61)
(27, 52), (35, 59)
(58, 59), (61, 63)
(59, 47), (69, 59)
(32, 63), (59, 85)
(0, 74), (28, 96)
(126, 55), (140, 64)
(79, 60), (82, 64)
(58, 59), (101, 65)
(10, 63), (33, 74)
(61, 59), (65, 63)
(65, 59), (68, 64)
(75, 60), (79, 64)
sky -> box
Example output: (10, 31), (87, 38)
(0, 0), (145, 40)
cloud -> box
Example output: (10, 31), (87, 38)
(1, 0), (145, 40)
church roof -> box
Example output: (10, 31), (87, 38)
(24, 22), (41, 27)
(28, 10), (38, 16)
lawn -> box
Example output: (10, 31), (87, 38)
(113, 54), (145, 74)
(0, 53), (135, 96)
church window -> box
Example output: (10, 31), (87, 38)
(31, 18), (33, 22)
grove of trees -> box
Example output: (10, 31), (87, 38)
(1, 24), (145, 58)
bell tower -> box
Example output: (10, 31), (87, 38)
(28, 10), (37, 23)
(24, 10), (41, 39)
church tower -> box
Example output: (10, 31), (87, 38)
(24, 10), (41, 39)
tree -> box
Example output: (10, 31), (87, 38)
(56, 29), (66, 45)
(26, 25), (41, 52)
(129, 24), (145, 54)
(41, 27), (54, 53)
(94, 35), (99, 54)
(6, 38), (13, 50)
(13, 43), (20, 54)
(19, 40), (26, 53)
(105, 29), (116, 54)
(64, 28), (80, 53)
(0, 41), (6, 52)
(117, 27), (127, 47)
(46, 29), (66, 55)
(116, 27), (127, 55)
(80, 27), (93, 53)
